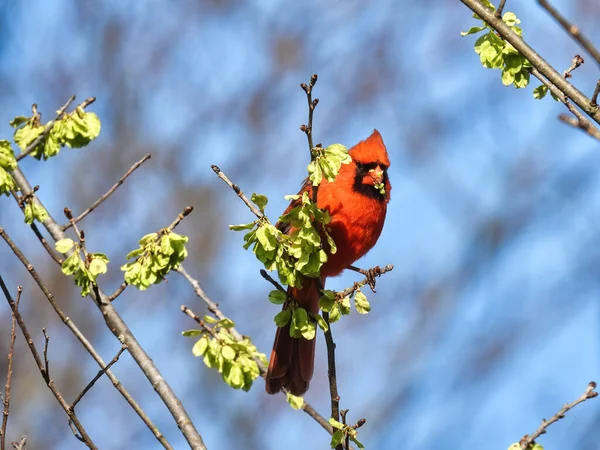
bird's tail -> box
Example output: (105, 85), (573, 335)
(265, 276), (321, 396)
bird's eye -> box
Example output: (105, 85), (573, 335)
(355, 162), (364, 172)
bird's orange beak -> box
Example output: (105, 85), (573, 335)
(368, 166), (384, 185)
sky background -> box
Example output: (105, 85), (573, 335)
(0, 1), (599, 449)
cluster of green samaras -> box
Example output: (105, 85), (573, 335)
(183, 317), (268, 392)
(462, 0), (557, 101)
(55, 238), (109, 297)
(11, 107), (101, 160)
(1, 106), (101, 225)
(0, 140), (17, 196)
(121, 231), (188, 290)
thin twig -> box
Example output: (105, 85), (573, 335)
(15, 96), (76, 162)
(63, 154), (151, 231)
(494, 0), (507, 18)
(108, 282), (128, 302)
(339, 265), (394, 299)
(70, 345), (127, 411)
(537, 0), (600, 67)
(9, 164), (205, 448)
(300, 74), (320, 204)
(591, 80), (600, 108)
(520, 381), (598, 449)
(322, 311), (341, 424)
(211, 165), (264, 219)
(563, 54), (584, 79)
(460, 0), (600, 124)
(42, 329), (50, 380)
(530, 68), (600, 141)
(0, 226), (174, 450)
(341, 409), (350, 450)
(1, 288), (19, 450)
(10, 436), (26, 450)
(0, 279), (97, 449)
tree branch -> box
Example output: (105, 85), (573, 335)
(537, 0), (600, 67)
(0, 280), (97, 449)
(0, 286), (19, 450)
(520, 381), (598, 449)
(63, 154), (151, 231)
(0, 226), (172, 449)
(7, 167), (201, 449)
(460, 0), (600, 124)
(211, 165), (264, 219)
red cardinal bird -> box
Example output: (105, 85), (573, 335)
(265, 129), (391, 396)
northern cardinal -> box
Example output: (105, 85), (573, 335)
(265, 129), (391, 396)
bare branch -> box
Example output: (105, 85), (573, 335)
(495, 0), (507, 18)
(70, 345), (127, 411)
(591, 80), (600, 108)
(63, 154), (151, 231)
(8, 165), (205, 449)
(0, 280), (97, 449)
(211, 165), (264, 219)
(520, 381), (598, 449)
(108, 282), (128, 302)
(10, 436), (26, 450)
(1, 287), (19, 450)
(529, 67), (600, 141)
(537, 0), (600, 67)
(0, 222), (174, 449)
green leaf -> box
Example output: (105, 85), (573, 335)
(55, 238), (75, 254)
(33, 203), (48, 223)
(193, 336), (209, 357)
(340, 296), (351, 315)
(330, 430), (344, 448)
(0, 167), (17, 196)
(23, 202), (34, 224)
(291, 307), (309, 338)
(221, 345), (236, 361)
(354, 289), (371, 314)
(268, 289), (287, 305)
(502, 12), (520, 26)
(224, 363), (245, 389)
(286, 392), (304, 410)
(349, 436), (365, 450)
(9, 116), (28, 128)
(315, 313), (329, 332)
(329, 418), (344, 430)
(301, 320), (316, 340)
(461, 25), (486, 36)
(0, 141), (17, 171)
(533, 84), (548, 100)
(251, 193), (268, 212)
(274, 308), (292, 327)
(229, 222), (256, 231)
(319, 290), (336, 312)
(501, 69), (515, 86)
(181, 330), (202, 337)
(329, 304), (341, 323)
(89, 258), (108, 277)
(61, 252), (82, 276)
